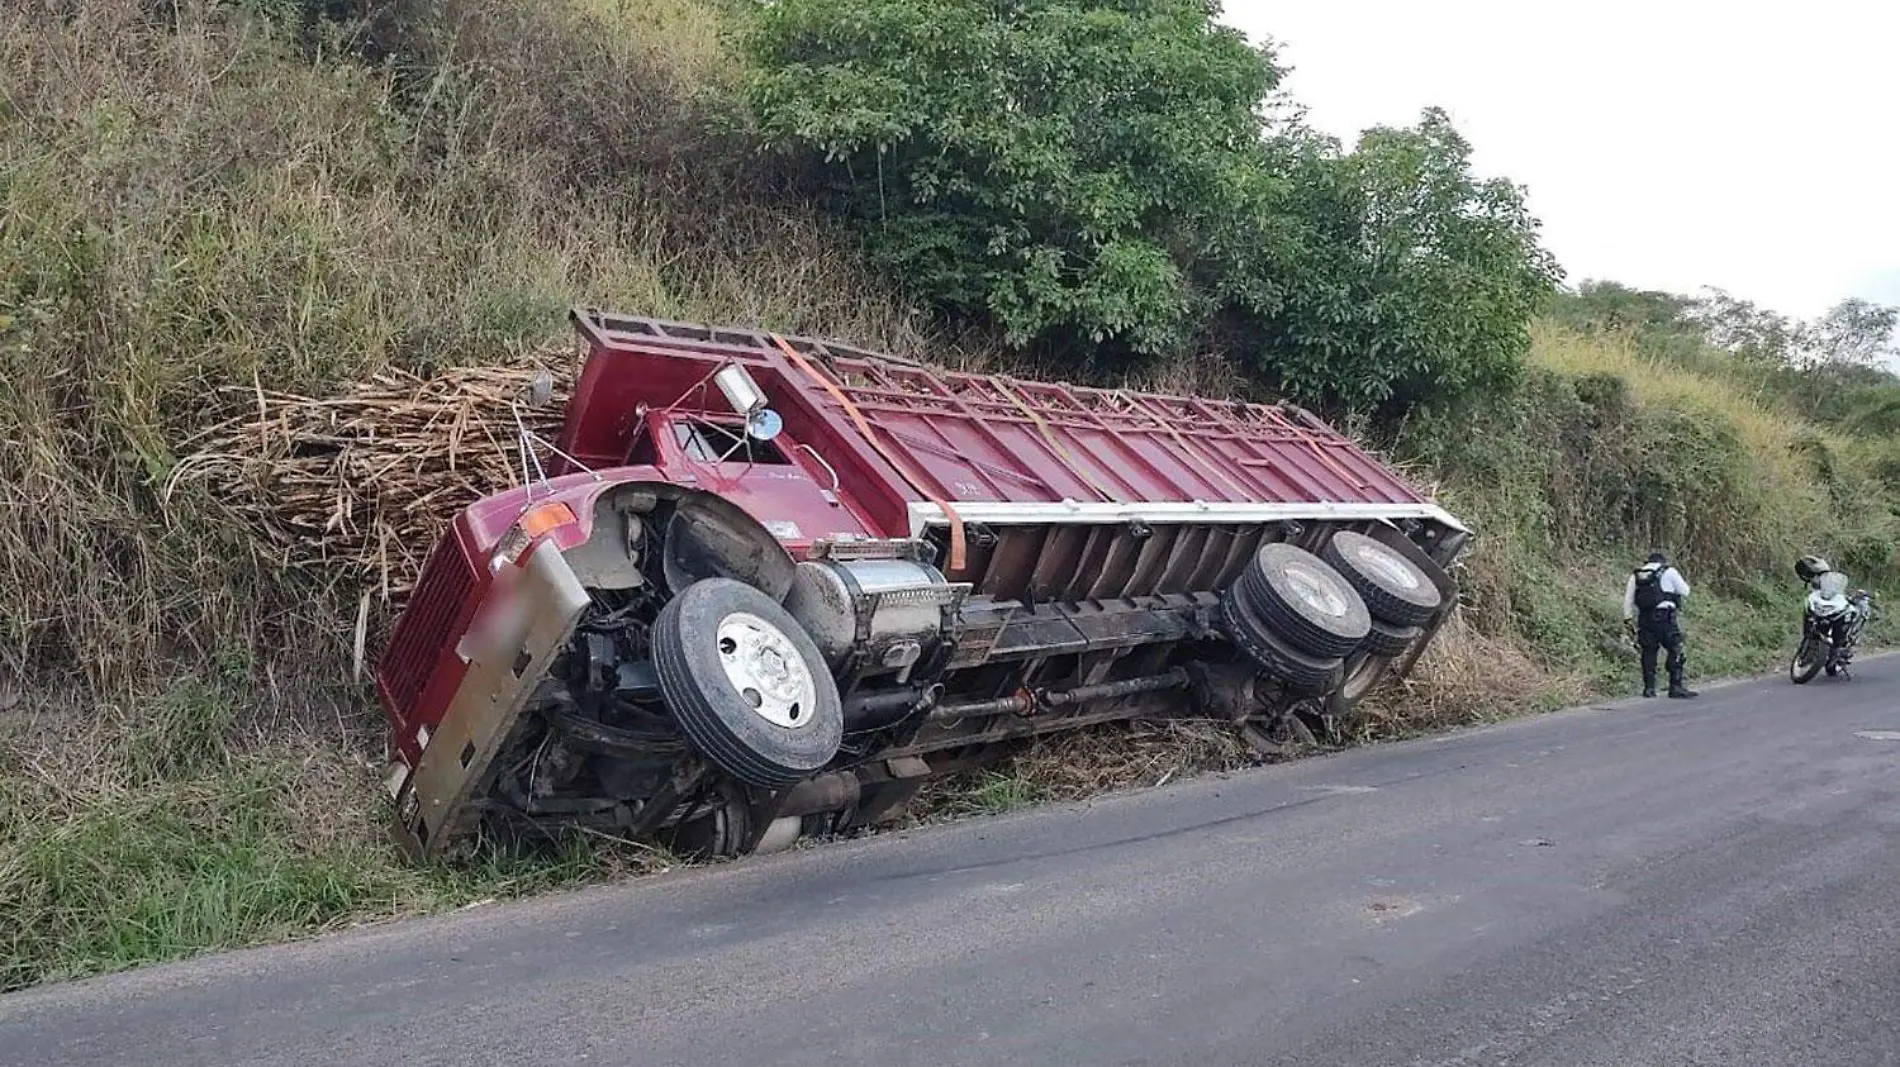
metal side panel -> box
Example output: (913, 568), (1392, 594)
(392, 539), (590, 861)
(908, 500), (1469, 538)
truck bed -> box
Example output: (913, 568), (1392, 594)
(556, 311), (1449, 540)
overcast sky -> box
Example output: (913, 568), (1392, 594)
(1222, 0), (1900, 321)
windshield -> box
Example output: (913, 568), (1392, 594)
(1816, 571), (1850, 598)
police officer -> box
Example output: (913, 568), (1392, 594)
(1623, 551), (1697, 699)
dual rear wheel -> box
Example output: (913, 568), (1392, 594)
(1220, 531), (1447, 715)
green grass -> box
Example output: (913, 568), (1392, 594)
(0, 675), (686, 992)
(922, 771), (1055, 821)
(2, 769), (430, 989)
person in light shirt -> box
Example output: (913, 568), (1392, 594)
(1623, 551), (1697, 699)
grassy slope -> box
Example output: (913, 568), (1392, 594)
(1439, 323), (1892, 692)
(2, 0), (1892, 990)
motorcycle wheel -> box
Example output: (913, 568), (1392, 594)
(1790, 636), (1825, 685)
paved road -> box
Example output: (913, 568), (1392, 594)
(6, 662), (1900, 1066)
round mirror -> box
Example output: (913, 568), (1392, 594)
(746, 408), (784, 442)
(520, 368), (555, 409)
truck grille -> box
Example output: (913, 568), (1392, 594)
(380, 538), (477, 722)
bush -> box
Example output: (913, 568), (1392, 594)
(1237, 112), (1563, 421)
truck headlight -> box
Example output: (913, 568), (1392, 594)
(491, 500), (579, 572)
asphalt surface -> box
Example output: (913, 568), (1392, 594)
(6, 661), (1900, 1067)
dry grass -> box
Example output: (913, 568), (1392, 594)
(0, 0), (930, 693)
(1528, 322), (1820, 457)
(1350, 611), (1582, 739)
(908, 610), (1574, 824)
(912, 721), (1257, 822)
(1528, 321), (1834, 541)
(569, 0), (738, 89)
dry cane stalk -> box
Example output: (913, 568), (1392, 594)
(172, 350), (575, 609)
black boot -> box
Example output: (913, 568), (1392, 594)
(1642, 686), (1657, 698)
(1666, 646), (1693, 698)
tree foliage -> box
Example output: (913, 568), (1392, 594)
(1806, 298), (1900, 368)
(742, 0), (1562, 421)
(1684, 288), (1899, 370)
(1240, 112), (1562, 418)
(743, 0), (1282, 357)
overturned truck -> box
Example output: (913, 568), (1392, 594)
(377, 308), (1470, 860)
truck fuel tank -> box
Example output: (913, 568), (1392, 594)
(784, 558), (961, 682)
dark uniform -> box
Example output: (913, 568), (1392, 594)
(1624, 552), (1698, 699)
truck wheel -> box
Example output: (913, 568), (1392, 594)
(1361, 619), (1422, 658)
(652, 578), (843, 787)
(1321, 530), (1443, 628)
(1239, 542), (1371, 660)
(1220, 585), (1344, 696)
(1325, 652), (1391, 716)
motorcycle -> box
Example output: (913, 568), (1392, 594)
(1789, 569), (1875, 684)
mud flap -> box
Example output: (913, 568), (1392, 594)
(390, 539), (590, 861)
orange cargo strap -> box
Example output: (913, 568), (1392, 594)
(770, 334), (968, 573)
(1114, 388), (1254, 501)
(990, 377), (1117, 504)
(1274, 408), (1368, 491)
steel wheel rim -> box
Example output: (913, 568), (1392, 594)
(1354, 542), (1423, 592)
(715, 612), (818, 729)
(1285, 562), (1350, 619)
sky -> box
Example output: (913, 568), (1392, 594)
(1221, 0), (1900, 322)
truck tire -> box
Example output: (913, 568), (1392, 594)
(1220, 585), (1345, 696)
(652, 578), (843, 788)
(1321, 530), (1443, 628)
(1239, 542), (1371, 660)
(1325, 652), (1391, 716)
(1361, 619), (1423, 658)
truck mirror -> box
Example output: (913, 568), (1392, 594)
(746, 408), (784, 442)
(521, 368), (555, 409)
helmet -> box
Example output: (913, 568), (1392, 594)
(1795, 555), (1832, 582)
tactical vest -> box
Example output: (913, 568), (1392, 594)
(1632, 565), (1668, 614)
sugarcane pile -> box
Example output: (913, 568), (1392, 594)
(170, 352), (575, 605)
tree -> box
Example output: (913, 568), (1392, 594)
(743, 4), (1560, 424)
(1683, 289), (1899, 371)
(1686, 287), (1804, 365)
(1232, 110), (1563, 419)
(1803, 297), (1899, 368)
(1551, 280), (1696, 335)
(742, 0), (1285, 358)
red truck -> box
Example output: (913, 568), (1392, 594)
(377, 308), (1469, 860)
